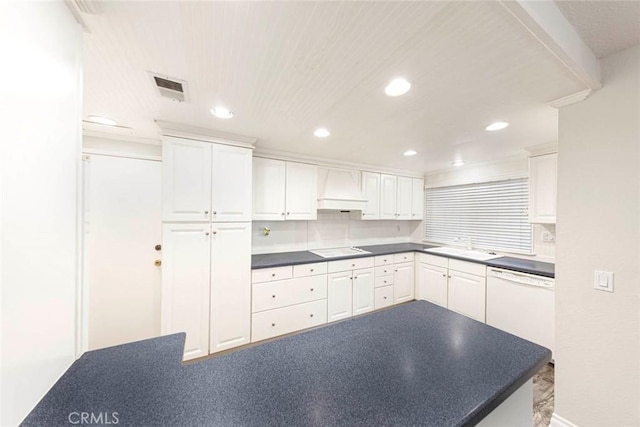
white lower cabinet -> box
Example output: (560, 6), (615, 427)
(352, 268), (375, 316)
(252, 275), (328, 313)
(374, 286), (394, 309)
(161, 222), (251, 360)
(251, 299), (327, 342)
(327, 271), (353, 322)
(447, 270), (486, 322)
(393, 262), (415, 304)
(416, 263), (448, 307)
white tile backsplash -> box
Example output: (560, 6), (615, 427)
(252, 211), (416, 254)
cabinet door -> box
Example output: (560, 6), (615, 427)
(448, 271), (486, 322)
(411, 178), (424, 220)
(253, 157), (286, 221)
(396, 176), (413, 220)
(361, 172), (380, 220)
(380, 174), (398, 220)
(352, 268), (375, 315)
(285, 162), (318, 220)
(161, 223), (211, 360)
(162, 137), (212, 222)
(209, 222), (251, 353)
(393, 262), (415, 304)
(211, 145), (252, 222)
(417, 263), (448, 307)
(529, 153), (557, 224)
(327, 271), (353, 322)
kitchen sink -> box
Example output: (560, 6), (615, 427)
(424, 247), (502, 261)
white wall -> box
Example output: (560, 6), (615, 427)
(555, 44), (640, 426)
(0, 2), (82, 425)
(252, 211), (418, 254)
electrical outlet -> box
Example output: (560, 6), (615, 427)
(542, 230), (555, 242)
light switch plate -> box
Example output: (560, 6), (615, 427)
(594, 270), (614, 293)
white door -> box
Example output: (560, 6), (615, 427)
(448, 271), (486, 322)
(209, 222), (252, 353)
(162, 137), (212, 222)
(361, 172), (380, 220)
(211, 144), (252, 222)
(161, 223), (211, 360)
(285, 162), (318, 220)
(327, 271), (353, 322)
(380, 174), (397, 219)
(253, 157), (286, 221)
(352, 268), (375, 315)
(417, 263), (448, 307)
(85, 155), (162, 350)
(396, 176), (413, 220)
(394, 262), (415, 304)
(411, 178), (424, 220)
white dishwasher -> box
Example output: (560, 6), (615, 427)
(486, 267), (555, 356)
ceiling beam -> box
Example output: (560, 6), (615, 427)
(499, 0), (601, 90)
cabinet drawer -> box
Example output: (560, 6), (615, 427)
(328, 256), (374, 273)
(293, 262), (328, 278)
(393, 252), (414, 264)
(374, 286), (394, 309)
(418, 253), (449, 268)
(375, 275), (393, 288)
(375, 265), (394, 277)
(252, 266), (293, 283)
(449, 259), (486, 277)
(375, 255), (394, 266)
(252, 275), (328, 313)
(251, 299), (327, 342)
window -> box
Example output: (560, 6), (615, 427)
(424, 178), (532, 254)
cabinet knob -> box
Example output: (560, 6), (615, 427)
(154, 244), (162, 251)
(354, 276), (358, 279)
(395, 269), (398, 272)
(352, 263), (355, 267)
(310, 269), (314, 272)
(448, 275), (451, 278)
(154, 259), (162, 267)
(310, 288), (314, 291)
(442, 274), (446, 278)
(287, 212), (290, 215)
(212, 231), (217, 234)
(272, 295), (276, 298)
(204, 210), (209, 214)
(383, 296), (387, 300)
(362, 212), (366, 216)
(271, 273), (276, 277)
(281, 212), (285, 216)
(205, 232), (210, 236)
(412, 214), (415, 216)
(310, 314), (314, 318)
(384, 280), (387, 284)
(271, 323), (275, 327)
(384, 259), (387, 262)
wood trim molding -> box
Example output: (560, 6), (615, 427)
(155, 120), (257, 148)
(549, 89), (593, 109)
(525, 142), (558, 156)
(550, 413), (579, 427)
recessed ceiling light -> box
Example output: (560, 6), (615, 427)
(314, 128), (330, 138)
(452, 160), (465, 167)
(403, 150), (417, 156)
(385, 78), (411, 96)
(485, 121), (509, 131)
(211, 107), (234, 119)
(86, 115), (118, 126)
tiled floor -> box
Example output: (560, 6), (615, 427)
(533, 363), (555, 427)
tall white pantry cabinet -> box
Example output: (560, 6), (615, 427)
(161, 136), (253, 360)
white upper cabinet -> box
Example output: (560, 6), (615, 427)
(253, 159), (317, 221)
(252, 157), (286, 221)
(285, 162), (317, 220)
(396, 176), (413, 220)
(211, 144), (252, 222)
(411, 178), (425, 220)
(380, 174), (398, 219)
(529, 153), (557, 224)
(163, 137), (252, 222)
(361, 172), (381, 220)
(162, 137), (212, 222)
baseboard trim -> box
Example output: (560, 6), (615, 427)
(550, 413), (579, 427)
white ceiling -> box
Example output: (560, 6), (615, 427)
(555, 0), (640, 58)
(83, 1), (589, 173)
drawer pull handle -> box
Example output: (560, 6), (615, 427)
(271, 323), (276, 327)
(310, 314), (314, 318)
(272, 295), (276, 298)
(310, 288), (314, 291)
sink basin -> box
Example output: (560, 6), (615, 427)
(424, 247), (502, 261)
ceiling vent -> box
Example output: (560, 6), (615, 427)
(149, 72), (190, 103)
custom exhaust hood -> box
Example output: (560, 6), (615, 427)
(317, 167), (367, 211)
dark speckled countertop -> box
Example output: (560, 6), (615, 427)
(252, 242), (555, 278)
(22, 301), (551, 426)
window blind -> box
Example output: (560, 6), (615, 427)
(424, 178), (532, 254)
